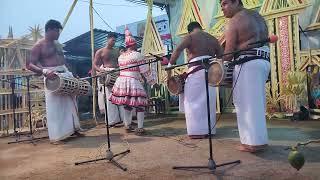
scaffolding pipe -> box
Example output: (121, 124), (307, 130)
(89, 0), (98, 125)
(62, 0), (79, 30)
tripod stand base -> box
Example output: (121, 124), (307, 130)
(74, 149), (130, 171)
(8, 135), (48, 144)
(173, 159), (241, 171)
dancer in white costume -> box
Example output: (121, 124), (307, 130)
(221, 0), (270, 152)
(167, 22), (223, 139)
(27, 20), (83, 144)
(93, 34), (124, 126)
(109, 27), (156, 135)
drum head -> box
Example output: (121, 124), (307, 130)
(167, 77), (179, 95)
(45, 74), (60, 91)
(208, 61), (224, 86)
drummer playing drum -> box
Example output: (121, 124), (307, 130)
(27, 19), (83, 144)
(167, 22), (223, 139)
(93, 33), (125, 127)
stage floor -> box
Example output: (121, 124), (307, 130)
(1, 114), (320, 180)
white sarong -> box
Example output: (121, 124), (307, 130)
(180, 56), (216, 135)
(44, 65), (81, 142)
(233, 46), (271, 146)
(97, 66), (124, 125)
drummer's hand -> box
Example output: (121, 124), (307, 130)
(165, 62), (172, 71)
(95, 68), (102, 73)
(43, 69), (56, 80)
(46, 72), (57, 80)
(166, 63), (173, 77)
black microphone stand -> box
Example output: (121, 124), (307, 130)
(171, 58), (241, 172)
(5, 75), (48, 144)
(75, 57), (160, 170)
(10, 79), (19, 139)
(75, 76), (130, 171)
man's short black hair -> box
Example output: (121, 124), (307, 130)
(107, 33), (117, 39)
(187, 21), (202, 33)
(45, 19), (62, 32)
(220, 0), (243, 6)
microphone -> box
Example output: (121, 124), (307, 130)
(248, 35), (278, 46)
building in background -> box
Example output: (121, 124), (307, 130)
(116, 14), (172, 55)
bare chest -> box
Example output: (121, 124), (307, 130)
(40, 43), (63, 59)
(101, 50), (119, 66)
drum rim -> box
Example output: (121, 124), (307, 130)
(167, 76), (184, 95)
(208, 60), (225, 86)
(45, 74), (62, 92)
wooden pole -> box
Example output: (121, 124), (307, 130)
(89, 0), (98, 125)
(62, 0), (79, 30)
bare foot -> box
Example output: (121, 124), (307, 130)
(50, 141), (64, 145)
(125, 125), (135, 133)
(237, 144), (267, 153)
(189, 135), (207, 139)
(108, 121), (123, 128)
(188, 134), (215, 139)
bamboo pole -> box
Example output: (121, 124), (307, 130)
(89, 0), (98, 125)
(62, 0), (79, 30)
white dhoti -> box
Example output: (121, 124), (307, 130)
(233, 47), (271, 146)
(97, 66), (124, 125)
(44, 65), (81, 142)
(181, 56), (216, 136)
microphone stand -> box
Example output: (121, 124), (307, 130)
(299, 25), (314, 109)
(75, 76), (130, 171)
(171, 58), (241, 172)
(75, 57), (161, 171)
(10, 79), (18, 139)
(4, 75), (48, 144)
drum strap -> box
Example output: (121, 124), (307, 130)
(186, 66), (204, 79)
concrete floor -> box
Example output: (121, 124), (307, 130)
(0, 113), (320, 180)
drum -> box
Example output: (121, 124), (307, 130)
(45, 74), (92, 96)
(167, 73), (186, 95)
(99, 73), (119, 88)
(208, 60), (234, 87)
(77, 79), (92, 96)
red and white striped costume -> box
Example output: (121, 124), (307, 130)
(109, 26), (156, 132)
(109, 51), (154, 111)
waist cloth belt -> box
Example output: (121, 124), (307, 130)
(229, 49), (270, 67)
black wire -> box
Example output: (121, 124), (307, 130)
(92, 7), (115, 31)
(211, 64), (243, 131)
(79, 0), (141, 7)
